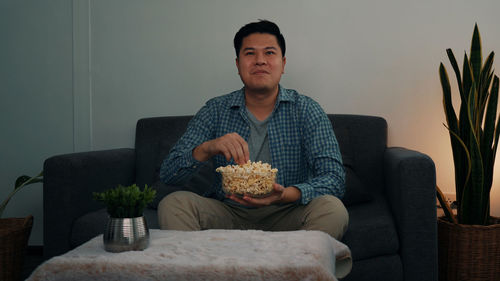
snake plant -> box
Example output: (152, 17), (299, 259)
(439, 24), (499, 225)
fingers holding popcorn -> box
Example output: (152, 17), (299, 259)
(222, 135), (249, 164)
(193, 133), (249, 164)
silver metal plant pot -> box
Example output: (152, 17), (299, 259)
(103, 216), (150, 253)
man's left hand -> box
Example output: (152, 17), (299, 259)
(227, 183), (300, 207)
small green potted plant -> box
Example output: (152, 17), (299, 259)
(93, 184), (156, 253)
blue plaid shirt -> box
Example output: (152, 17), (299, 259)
(160, 86), (345, 204)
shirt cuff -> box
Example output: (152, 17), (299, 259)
(292, 183), (314, 205)
(181, 151), (205, 170)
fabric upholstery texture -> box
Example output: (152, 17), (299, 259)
(43, 114), (438, 281)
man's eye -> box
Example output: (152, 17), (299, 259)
(266, 51), (275, 55)
(245, 52), (254, 56)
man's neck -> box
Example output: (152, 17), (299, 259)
(244, 87), (279, 121)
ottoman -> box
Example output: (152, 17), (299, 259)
(28, 229), (352, 281)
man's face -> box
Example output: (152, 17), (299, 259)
(236, 33), (286, 95)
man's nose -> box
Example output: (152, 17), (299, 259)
(255, 52), (266, 65)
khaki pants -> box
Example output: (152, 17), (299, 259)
(158, 191), (349, 240)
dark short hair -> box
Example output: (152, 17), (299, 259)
(233, 20), (286, 58)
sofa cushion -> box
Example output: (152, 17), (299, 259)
(342, 165), (372, 206)
(135, 116), (193, 188)
(333, 125), (373, 206)
(341, 194), (399, 261)
(330, 115), (387, 194)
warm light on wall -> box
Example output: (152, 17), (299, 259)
(490, 163), (500, 217)
(432, 126), (500, 218)
(388, 80), (500, 219)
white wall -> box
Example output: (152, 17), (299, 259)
(0, 0), (73, 245)
(2, 0), (500, 245)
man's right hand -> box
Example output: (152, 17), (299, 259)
(192, 133), (249, 165)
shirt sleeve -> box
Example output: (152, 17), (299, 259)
(159, 102), (216, 185)
(293, 101), (346, 205)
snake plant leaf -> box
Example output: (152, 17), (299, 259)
(481, 75), (497, 224)
(476, 52), (494, 122)
(480, 52), (495, 89)
(462, 53), (474, 101)
(479, 71), (494, 119)
(482, 75), (498, 161)
(440, 64), (458, 131)
(441, 63), (470, 208)
(484, 71), (494, 97)
(480, 55), (495, 110)
(461, 83), (486, 225)
(15, 173), (43, 188)
(459, 54), (474, 149)
(444, 123), (472, 182)
(15, 176), (31, 188)
(446, 49), (464, 98)
(1, 171), (43, 218)
(492, 76), (500, 155)
(480, 66), (498, 192)
(444, 122), (471, 212)
(470, 23), (482, 85)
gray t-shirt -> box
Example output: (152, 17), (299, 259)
(246, 108), (271, 164)
(223, 108), (272, 207)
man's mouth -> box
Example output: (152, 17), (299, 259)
(252, 70), (269, 75)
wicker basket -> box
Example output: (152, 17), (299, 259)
(0, 215), (34, 281)
(438, 216), (500, 281)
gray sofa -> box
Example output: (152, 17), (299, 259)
(43, 114), (438, 281)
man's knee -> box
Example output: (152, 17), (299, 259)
(305, 195), (349, 239)
(158, 191), (193, 212)
(158, 191), (200, 230)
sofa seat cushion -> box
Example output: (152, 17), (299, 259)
(70, 208), (160, 249)
(341, 194), (399, 261)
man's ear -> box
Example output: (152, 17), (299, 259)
(282, 56), (286, 73)
(235, 57), (240, 74)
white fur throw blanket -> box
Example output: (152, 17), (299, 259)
(28, 229), (352, 281)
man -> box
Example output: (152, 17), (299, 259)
(158, 20), (348, 239)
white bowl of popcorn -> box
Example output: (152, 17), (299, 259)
(216, 161), (278, 197)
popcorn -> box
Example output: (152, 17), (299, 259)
(216, 161), (278, 196)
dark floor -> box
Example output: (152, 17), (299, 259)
(21, 246), (47, 280)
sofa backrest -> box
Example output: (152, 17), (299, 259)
(329, 115), (387, 193)
(135, 114), (387, 195)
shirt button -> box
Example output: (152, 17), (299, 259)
(173, 173), (177, 176)
(193, 165), (197, 168)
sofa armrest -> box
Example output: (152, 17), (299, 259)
(384, 147), (437, 281)
(43, 148), (136, 258)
